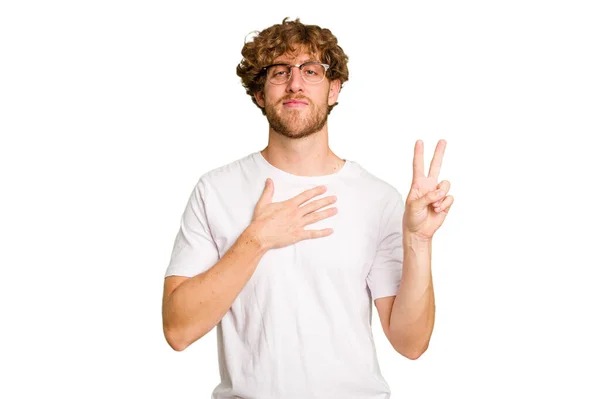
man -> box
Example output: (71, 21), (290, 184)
(162, 17), (453, 399)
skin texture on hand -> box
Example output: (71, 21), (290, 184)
(403, 139), (454, 241)
(251, 178), (338, 250)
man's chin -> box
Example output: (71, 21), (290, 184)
(266, 107), (327, 139)
(271, 126), (317, 140)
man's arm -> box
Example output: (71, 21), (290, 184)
(162, 227), (267, 351)
(375, 233), (434, 360)
(162, 180), (338, 351)
(375, 139), (453, 360)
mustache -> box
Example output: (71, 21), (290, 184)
(278, 96), (311, 105)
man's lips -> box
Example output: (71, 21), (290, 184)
(282, 99), (309, 106)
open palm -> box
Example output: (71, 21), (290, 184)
(403, 140), (454, 240)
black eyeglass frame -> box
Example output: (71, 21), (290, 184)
(260, 62), (331, 84)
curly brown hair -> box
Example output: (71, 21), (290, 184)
(236, 17), (350, 115)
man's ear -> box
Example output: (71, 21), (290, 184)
(254, 91), (265, 108)
(328, 79), (341, 106)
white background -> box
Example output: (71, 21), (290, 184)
(1, 0), (599, 398)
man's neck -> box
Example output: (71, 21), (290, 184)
(261, 129), (345, 177)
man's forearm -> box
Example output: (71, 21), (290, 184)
(389, 233), (435, 359)
(162, 226), (268, 350)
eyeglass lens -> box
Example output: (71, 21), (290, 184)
(268, 63), (326, 84)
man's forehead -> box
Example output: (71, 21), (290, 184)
(272, 47), (321, 64)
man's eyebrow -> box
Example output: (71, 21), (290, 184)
(271, 58), (321, 65)
(298, 58), (321, 64)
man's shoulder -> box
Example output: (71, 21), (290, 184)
(347, 160), (402, 200)
(197, 151), (259, 186)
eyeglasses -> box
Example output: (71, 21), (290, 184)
(261, 62), (330, 85)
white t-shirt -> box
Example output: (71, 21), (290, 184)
(165, 151), (405, 399)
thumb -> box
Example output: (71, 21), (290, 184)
(256, 178), (274, 207)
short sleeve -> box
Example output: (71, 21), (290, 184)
(366, 189), (404, 300)
(164, 179), (220, 278)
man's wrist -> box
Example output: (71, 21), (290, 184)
(402, 231), (433, 275)
(403, 231), (432, 252)
(243, 222), (270, 253)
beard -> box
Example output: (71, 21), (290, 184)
(265, 95), (328, 139)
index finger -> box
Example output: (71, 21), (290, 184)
(289, 185), (328, 207)
(412, 140), (425, 182)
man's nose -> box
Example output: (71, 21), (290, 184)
(286, 66), (304, 92)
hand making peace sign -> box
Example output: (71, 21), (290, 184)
(403, 140), (454, 241)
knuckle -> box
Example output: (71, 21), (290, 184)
(300, 230), (312, 240)
(291, 208), (300, 218)
(303, 213), (316, 225)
